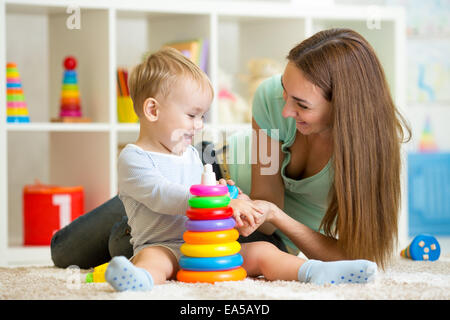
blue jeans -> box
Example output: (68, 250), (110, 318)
(51, 195), (133, 269)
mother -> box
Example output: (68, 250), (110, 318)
(237, 28), (410, 269)
(51, 28), (409, 270)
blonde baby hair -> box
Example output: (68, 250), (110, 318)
(128, 47), (213, 117)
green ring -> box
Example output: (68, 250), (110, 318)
(188, 195), (230, 208)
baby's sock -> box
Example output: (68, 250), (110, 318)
(105, 256), (154, 291)
(298, 259), (377, 285)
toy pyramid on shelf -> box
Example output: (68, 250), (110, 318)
(418, 117), (438, 152)
(52, 56), (90, 123)
(6, 62), (30, 123)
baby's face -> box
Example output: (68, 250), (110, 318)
(156, 77), (212, 155)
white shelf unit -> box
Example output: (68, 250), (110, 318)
(0, 0), (406, 266)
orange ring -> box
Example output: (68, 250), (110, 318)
(177, 267), (247, 283)
(183, 229), (239, 244)
(61, 97), (80, 105)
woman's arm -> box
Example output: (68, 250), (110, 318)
(266, 204), (347, 261)
(249, 119), (285, 235)
(249, 119), (347, 260)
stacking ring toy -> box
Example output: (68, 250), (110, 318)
(183, 229), (239, 244)
(190, 184), (228, 197)
(179, 253), (244, 271)
(186, 207), (233, 220)
(180, 241), (241, 257)
(188, 195), (230, 208)
(176, 267), (247, 283)
(185, 218), (236, 232)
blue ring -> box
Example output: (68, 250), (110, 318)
(179, 254), (244, 271)
(64, 70), (77, 76)
(185, 218), (236, 232)
(7, 116), (30, 123)
(227, 185), (239, 199)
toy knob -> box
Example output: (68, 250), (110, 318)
(64, 56), (77, 70)
(201, 164), (216, 186)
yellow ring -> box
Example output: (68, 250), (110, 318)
(180, 241), (241, 257)
(177, 267), (247, 283)
(7, 108), (29, 116)
(183, 229), (239, 244)
(61, 90), (80, 98)
(6, 71), (20, 78)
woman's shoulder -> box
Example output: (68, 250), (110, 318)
(255, 74), (283, 98)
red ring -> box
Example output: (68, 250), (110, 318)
(186, 206), (233, 220)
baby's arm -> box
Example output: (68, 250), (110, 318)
(118, 149), (191, 215)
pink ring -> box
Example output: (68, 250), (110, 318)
(7, 101), (26, 108)
(190, 184), (228, 197)
(6, 78), (21, 83)
(60, 110), (82, 117)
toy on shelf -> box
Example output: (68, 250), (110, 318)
(6, 62), (30, 123)
(23, 180), (84, 245)
(177, 164), (246, 283)
(418, 117), (438, 152)
(400, 234), (441, 261)
(85, 262), (109, 283)
(52, 56), (90, 123)
(117, 67), (138, 123)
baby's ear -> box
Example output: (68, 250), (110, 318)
(142, 97), (158, 121)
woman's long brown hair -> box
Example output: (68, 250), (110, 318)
(287, 28), (411, 268)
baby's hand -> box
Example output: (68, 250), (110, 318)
(229, 198), (264, 228)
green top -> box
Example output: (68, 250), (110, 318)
(227, 74), (333, 252)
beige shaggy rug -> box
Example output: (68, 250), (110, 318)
(1, 255), (449, 300)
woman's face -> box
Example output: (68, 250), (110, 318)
(281, 62), (332, 137)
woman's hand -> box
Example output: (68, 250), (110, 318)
(216, 179), (275, 236)
(235, 199), (276, 237)
(228, 198), (264, 229)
